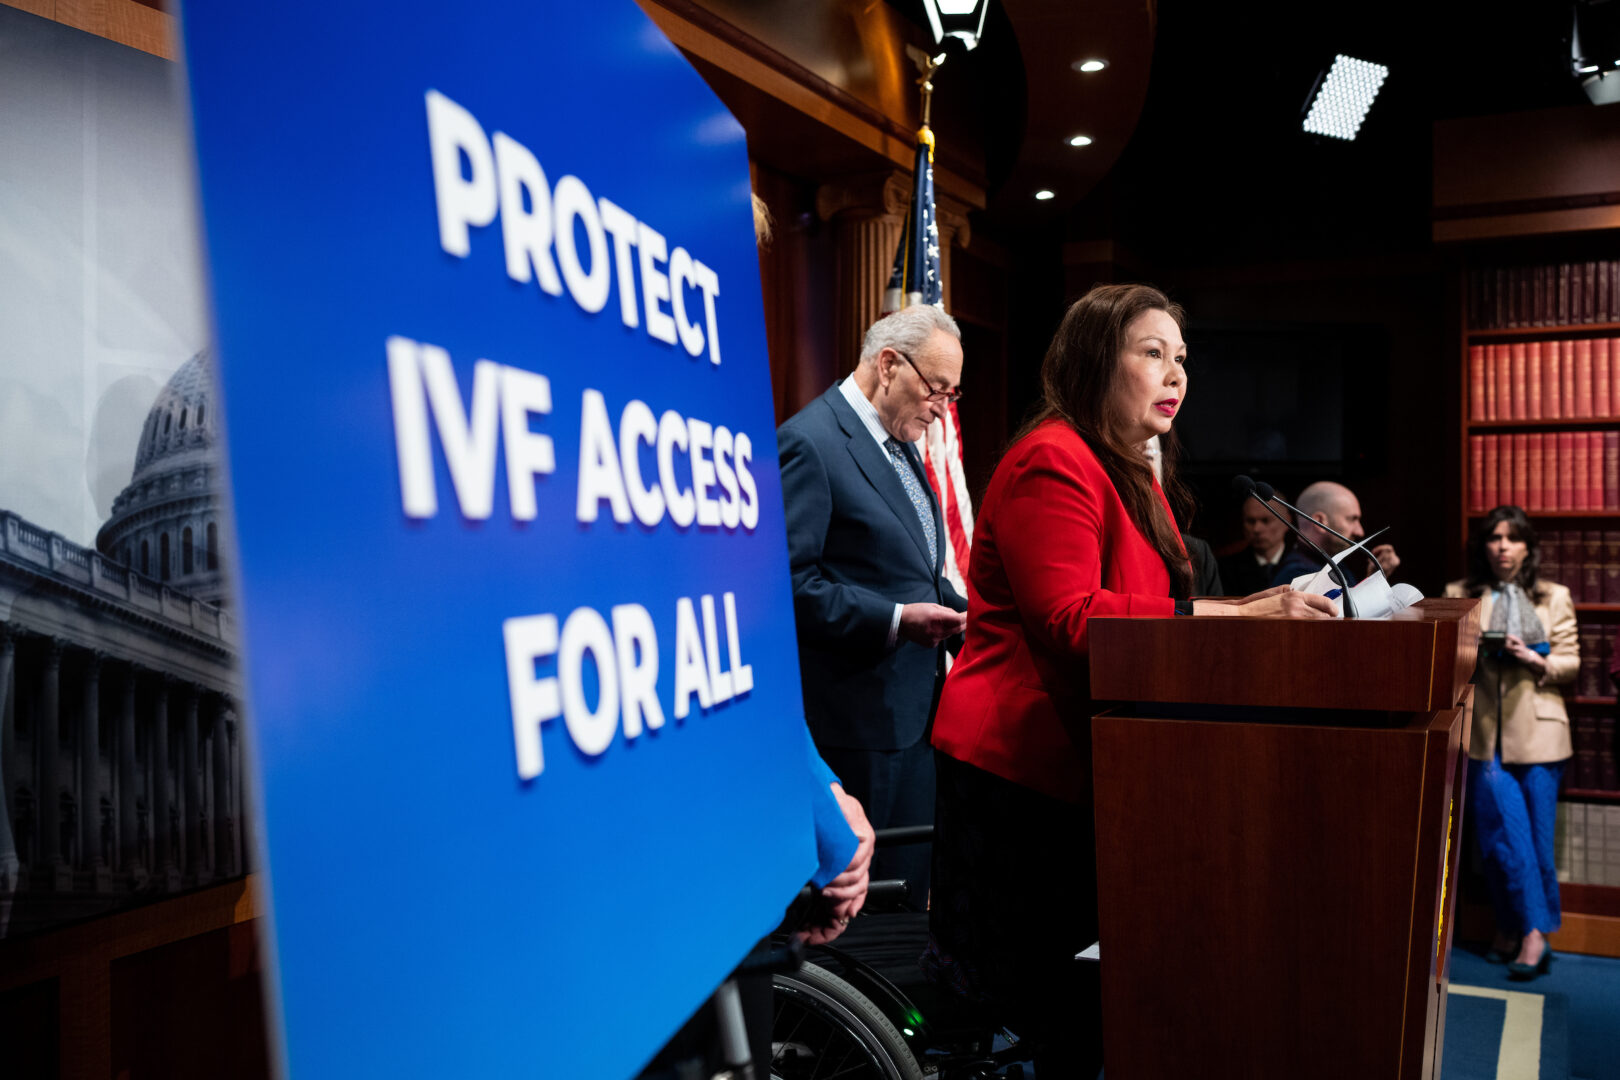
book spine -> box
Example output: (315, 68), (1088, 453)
(1513, 432), (1530, 506)
(1605, 529), (1620, 603)
(1609, 431), (1620, 510)
(1580, 624), (1604, 697)
(1562, 339), (1577, 419)
(1544, 528), (1564, 588)
(1575, 431), (1592, 510)
(1471, 435), (1486, 512)
(1586, 530), (1605, 608)
(1499, 266), (1510, 328)
(1577, 338), (1595, 418)
(1592, 430), (1607, 510)
(1535, 264), (1548, 326)
(1545, 432), (1560, 512)
(1511, 342), (1528, 420)
(1502, 430), (1517, 510)
(1602, 337), (1617, 418)
(1601, 716), (1619, 791)
(1566, 530), (1585, 599)
(1587, 260), (1600, 322)
(1483, 434), (1499, 509)
(1528, 340), (1544, 419)
(1559, 261), (1571, 325)
(1547, 338), (1564, 418)
(1601, 260), (1613, 324)
(1470, 344), (1486, 420)
(1528, 432), (1545, 512)
(1560, 431), (1576, 510)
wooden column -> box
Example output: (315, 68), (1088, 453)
(817, 171), (910, 375)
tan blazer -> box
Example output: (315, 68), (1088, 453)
(1443, 580), (1577, 764)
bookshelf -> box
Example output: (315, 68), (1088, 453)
(1461, 256), (1620, 953)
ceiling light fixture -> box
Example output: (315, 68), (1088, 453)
(1068, 135), (1093, 147)
(1034, 189), (1056, 201)
(920, 0), (991, 52)
(1301, 54), (1389, 141)
(1073, 59), (1107, 73)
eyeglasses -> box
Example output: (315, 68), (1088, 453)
(895, 350), (964, 404)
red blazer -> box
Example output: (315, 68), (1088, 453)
(932, 420), (1182, 803)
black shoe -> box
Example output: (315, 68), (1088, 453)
(1507, 948), (1553, 981)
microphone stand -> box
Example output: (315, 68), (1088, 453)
(1236, 477), (1358, 619)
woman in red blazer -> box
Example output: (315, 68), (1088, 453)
(928, 284), (1331, 1074)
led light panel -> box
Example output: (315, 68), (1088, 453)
(1302, 54), (1389, 141)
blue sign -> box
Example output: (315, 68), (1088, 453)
(177, 4), (817, 1075)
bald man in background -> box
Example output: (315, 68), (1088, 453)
(1270, 480), (1400, 588)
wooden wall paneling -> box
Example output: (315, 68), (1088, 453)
(2, 0), (175, 59)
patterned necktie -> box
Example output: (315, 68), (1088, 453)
(885, 437), (937, 568)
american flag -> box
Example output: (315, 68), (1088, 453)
(882, 126), (973, 597)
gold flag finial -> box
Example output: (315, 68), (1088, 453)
(905, 43), (944, 160)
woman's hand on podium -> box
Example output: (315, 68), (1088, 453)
(1191, 585), (1337, 619)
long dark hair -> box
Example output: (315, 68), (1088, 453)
(1012, 283), (1194, 598)
(1464, 504), (1544, 601)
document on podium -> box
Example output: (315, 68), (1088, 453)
(1289, 531), (1423, 619)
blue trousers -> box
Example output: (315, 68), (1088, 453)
(1467, 757), (1565, 936)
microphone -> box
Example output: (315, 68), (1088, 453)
(1258, 484), (1387, 578)
(1233, 476), (1358, 618)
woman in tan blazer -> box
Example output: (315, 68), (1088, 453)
(1445, 505), (1577, 980)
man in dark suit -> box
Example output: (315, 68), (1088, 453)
(777, 304), (968, 910)
(1218, 493), (1291, 596)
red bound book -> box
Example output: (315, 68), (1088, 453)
(1604, 530), (1620, 602)
(1591, 430), (1606, 510)
(1469, 345), (1486, 420)
(1543, 431), (1559, 512)
(1577, 338), (1594, 418)
(1575, 261), (1588, 323)
(1559, 262), (1571, 325)
(1586, 260), (1600, 322)
(1575, 433), (1591, 510)
(1513, 433), (1530, 505)
(1598, 337), (1613, 419)
(1527, 341), (1544, 419)
(1585, 530), (1605, 608)
(1608, 431), (1620, 509)
(1501, 431), (1517, 509)
(1561, 340), (1577, 418)
(1484, 344), (1499, 420)
(1546, 339), (1563, 418)
(1470, 435), (1486, 512)
(1527, 433), (1545, 511)
(1511, 342), (1529, 419)
(1483, 435), (1499, 508)
(1610, 337), (1620, 416)
(1601, 261), (1613, 323)
(1578, 627), (1603, 696)
(1559, 431), (1576, 510)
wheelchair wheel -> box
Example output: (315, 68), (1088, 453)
(770, 961), (923, 1080)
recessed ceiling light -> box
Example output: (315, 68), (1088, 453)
(1072, 59), (1107, 73)
(1034, 189), (1056, 201)
(1068, 135), (1094, 147)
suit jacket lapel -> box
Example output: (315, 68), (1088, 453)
(824, 385), (936, 573)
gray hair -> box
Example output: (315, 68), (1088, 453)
(858, 304), (961, 366)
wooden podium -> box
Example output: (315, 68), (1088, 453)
(1087, 598), (1480, 1080)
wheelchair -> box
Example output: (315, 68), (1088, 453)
(765, 826), (1043, 1080)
